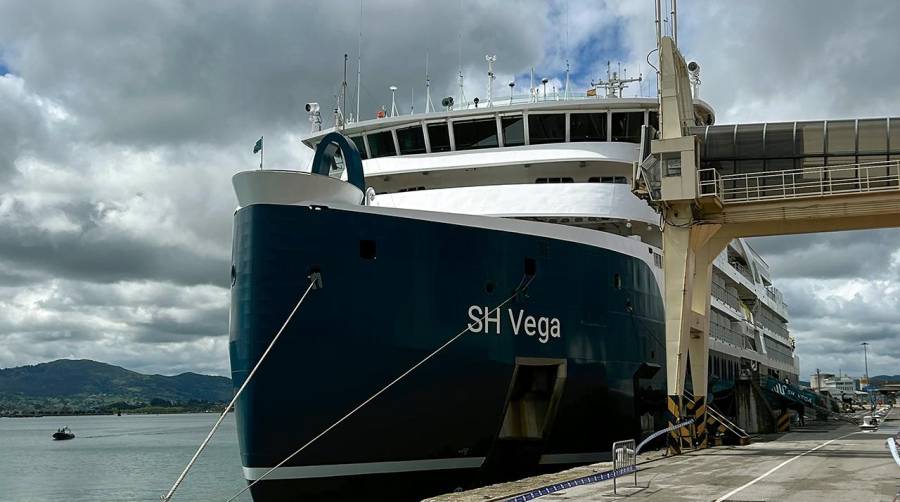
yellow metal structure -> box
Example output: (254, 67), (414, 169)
(639, 36), (900, 453)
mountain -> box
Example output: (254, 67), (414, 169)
(0, 359), (232, 414)
(870, 375), (900, 385)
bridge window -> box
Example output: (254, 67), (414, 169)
(795, 121), (824, 156)
(535, 177), (574, 183)
(396, 126), (426, 155)
(367, 130), (396, 158)
(348, 136), (368, 159)
(453, 117), (499, 150)
(570, 113), (608, 142)
(502, 116), (525, 146)
(611, 112), (643, 143)
(427, 123), (451, 152)
(826, 120), (856, 156)
(528, 114), (566, 144)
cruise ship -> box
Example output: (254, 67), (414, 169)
(228, 68), (799, 501)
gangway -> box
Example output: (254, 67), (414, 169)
(683, 389), (750, 446)
(634, 34), (900, 454)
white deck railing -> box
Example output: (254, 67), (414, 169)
(698, 160), (900, 204)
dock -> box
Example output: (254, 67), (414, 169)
(426, 407), (899, 501)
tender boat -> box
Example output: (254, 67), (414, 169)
(52, 426), (75, 440)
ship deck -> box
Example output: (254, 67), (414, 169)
(425, 408), (899, 501)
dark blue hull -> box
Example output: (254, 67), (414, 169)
(229, 203), (667, 501)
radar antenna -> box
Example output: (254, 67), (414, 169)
(591, 60), (642, 98)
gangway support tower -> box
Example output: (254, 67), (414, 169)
(636, 36), (900, 454)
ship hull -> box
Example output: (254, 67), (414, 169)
(229, 203), (667, 501)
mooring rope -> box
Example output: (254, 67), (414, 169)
(161, 277), (317, 502)
(223, 274), (535, 502)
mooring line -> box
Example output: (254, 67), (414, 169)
(161, 277), (317, 502)
(223, 274), (535, 502)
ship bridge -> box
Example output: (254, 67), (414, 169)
(635, 36), (900, 453)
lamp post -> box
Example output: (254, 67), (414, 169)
(861, 342), (869, 383)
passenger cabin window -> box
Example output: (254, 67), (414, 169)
(611, 112), (643, 143)
(396, 125), (426, 155)
(570, 113), (607, 142)
(535, 177), (574, 183)
(427, 123), (451, 152)
(367, 130), (396, 158)
(528, 114), (565, 144)
(398, 186), (426, 192)
(349, 136), (368, 159)
(502, 116), (525, 146)
(453, 118), (499, 150)
(588, 176), (628, 184)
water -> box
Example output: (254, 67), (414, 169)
(0, 413), (251, 502)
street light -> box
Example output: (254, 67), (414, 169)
(861, 342), (869, 383)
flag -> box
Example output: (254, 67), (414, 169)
(252, 137), (263, 154)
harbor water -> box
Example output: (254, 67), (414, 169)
(0, 413), (250, 502)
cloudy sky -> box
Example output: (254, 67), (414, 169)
(1, 0), (897, 378)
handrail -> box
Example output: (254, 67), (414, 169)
(698, 160), (900, 204)
(683, 390), (750, 440)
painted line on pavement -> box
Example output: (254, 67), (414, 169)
(713, 431), (858, 502)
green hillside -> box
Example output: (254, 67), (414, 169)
(0, 359), (233, 415)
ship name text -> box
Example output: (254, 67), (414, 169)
(467, 306), (561, 343)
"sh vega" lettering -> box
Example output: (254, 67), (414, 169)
(467, 306), (561, 344)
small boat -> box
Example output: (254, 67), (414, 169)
(52, 426), (75, 440)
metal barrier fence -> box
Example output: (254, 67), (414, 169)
(698, 160), (900, 204)
(612, 439), (637, 495)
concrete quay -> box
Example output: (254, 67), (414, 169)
(428, 408), (899, 502)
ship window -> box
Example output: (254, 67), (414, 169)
(453, 117), (499, 150)
(397, 186), (426, 192)
(795, 121), (825, 156)
(858, 119), (887, 154)
(427, 123), (451, 152)
(528, 114), (565, 144)
(396, 126), (426, 155)
(359, 240), (376, 259)
(611, 112), (643, 143)
(366, 131), (396, 158)
(501, 116), (525, 146)
(763, 122), (794, 158)
(613, 273), (622, 289)
(535, 177), (574, 183)
(348, 136), (368, 159)
(826, 120), (856, 155)
(570, 113), (607, 142)
(588, 176), (627, 184)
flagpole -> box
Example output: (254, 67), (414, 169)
(260, 136), (263, 170)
